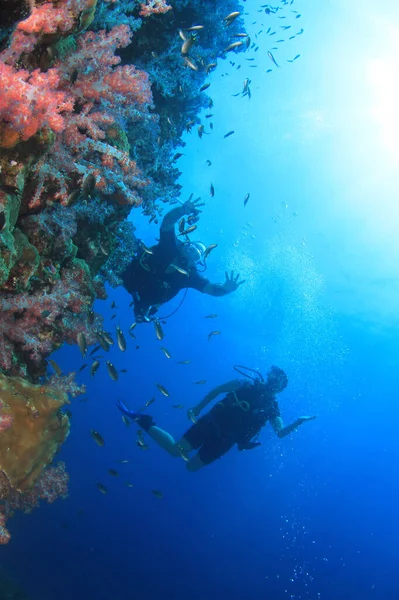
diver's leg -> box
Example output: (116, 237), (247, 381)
(146, 426), (193, 457)
(186, 437), (235, 472)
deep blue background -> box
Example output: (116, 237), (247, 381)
(2, 1), (399, 598)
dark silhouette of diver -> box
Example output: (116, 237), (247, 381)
(122, 197), (244, 322)
(117, 366), (316, 471)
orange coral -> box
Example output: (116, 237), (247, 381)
(139, 0), (172, 17)
(0, 374), (70, 492)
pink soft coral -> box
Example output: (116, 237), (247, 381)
(0, 63), (74, 146)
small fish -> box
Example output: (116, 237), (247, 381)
(197, 124), (204, 138)
(136, 430), (149, 450)
(101, 331), (114, 346)
(77, 332), (87, 359)
(287, 54), (301, 62)
(78, 397), (89, 403)
(210, 183), (215, 197)
(181, 35), (195, 56)
(177, 360), (191, 364)
(203, 244), (218, 260)
(205, 314), (218, 319)
(142, 244), (154, 255)
(90, 429), (105, 447)
(205, 113), (214, 118)
(108, 469), (119, 477)
(110, 301), (117, 309)
(90, 344), (101, 356)
(110, 314), (117, 320)
(66, 189), (80, 206)
(106, 361), (118, 381)
(79, 364), (88, 372)
(234, 33), (248, 38)
(122, 416), (130, 427)
(172, 404), (185, 409)
(95, 332), (110, 351)
(145, 396), (156, 408)
(129, 322), (137, 332)
(156, 383), (170, 397)
(205, 160), (212, 166)
(178, 225), (197, 236)
(244, 193), (250, 207)
(48, 359), (62, 377)
(297, 28), (304, 35)
(91, 360), (100, 377)
(96, 482), (108, 495)
(224, 11), (240, 25)
(120, 369), (128, 373)
(187, 409), (198, 424)
(186, 25), (204, 31)
(183, 56), (198, 71)
(205, 62), (217, 74)
(173, 152), (184, 161)
(116, 326), (127, 352)
(125, 482), (135, 488)
(161, 347), (172, 359)
(224, 130), (235, 138)
(289, 35), (296, 40)
(267, 51), (279, 68)
(154, 319), (164, 341)
(199, 82), (211, 92)
(223, 41), (243, 53)
(178, 217), (186, 235)
(152, 489), (164, 499)
(178, 28), (187, 42)
(208, 330), (221, 341)
(118, 459), (129, 464)
(82, 173), (96, 199)
(170, 264), (189, 276)
(193, 380), (206, 385)
(98, 244), (109, 258)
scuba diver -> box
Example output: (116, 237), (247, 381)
(117, 365), (316, 471)
(122, 197), (245, 322)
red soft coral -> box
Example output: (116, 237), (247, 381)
(0, 63), (74, 146)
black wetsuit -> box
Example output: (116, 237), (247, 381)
(183, 381), (281, 465)
(122, 229), (210, 320)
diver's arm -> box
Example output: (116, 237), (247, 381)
(160, 206), (187, 232)
(202, 271), (245, 296)
(160, 198), (204, 233)
(271, 415), (316, 438)
(202, 282), (230, 297)
(190, 380), (241, 416)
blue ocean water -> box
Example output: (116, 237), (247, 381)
(2, 0), (399, 598)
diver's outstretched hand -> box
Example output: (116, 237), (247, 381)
(296, 416), (317, 425)
(223, 270), (245, 293)
(183, 197), (204, 216)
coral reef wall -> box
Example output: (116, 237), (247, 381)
(0, 0), (246, 542)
